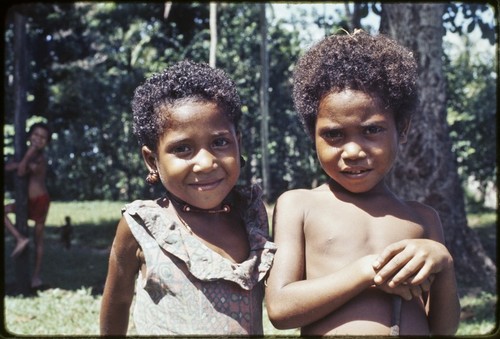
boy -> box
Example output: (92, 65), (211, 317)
(265, 30), (460, 336)
(5, 122), (52, 289)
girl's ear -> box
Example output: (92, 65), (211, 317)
(141, 145), (157, 172)
(399, 118), (411, 144)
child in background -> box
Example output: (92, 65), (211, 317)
(4, 122), (52, 289)
(265, 30), (460, 336)
(100, 60), (276, 335)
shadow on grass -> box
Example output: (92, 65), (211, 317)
(4, 221), (117, 296)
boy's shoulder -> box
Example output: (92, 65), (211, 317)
(398, 198), (445, 240)
(277, 184), (331, 206)
(403, 199), (440, 219)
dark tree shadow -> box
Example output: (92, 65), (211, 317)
(4, 221), (116, 297)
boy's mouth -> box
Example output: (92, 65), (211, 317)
(341, 168), (371, 176)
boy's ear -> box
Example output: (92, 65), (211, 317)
(141, 145), (157, 172)
(236, 129), (242, 146)
(399, 119), (411, 144)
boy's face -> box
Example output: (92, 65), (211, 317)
(142, 101), (241, 210)
(29, 127), (50, 151)
(315, 89), (406, 194)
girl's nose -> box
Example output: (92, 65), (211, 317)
(192, 149), (218, 172)
(341, 142), (367, 160)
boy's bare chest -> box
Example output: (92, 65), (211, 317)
(303, 203), (425, 271)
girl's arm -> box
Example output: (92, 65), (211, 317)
(372, 206), (460, 335)
(100, 217), (140, 335)
(265, 190), (379, 329)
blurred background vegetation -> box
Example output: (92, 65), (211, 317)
(3, 2), (496, 206)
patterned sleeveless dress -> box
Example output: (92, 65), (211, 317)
(123, 185), (276, 335)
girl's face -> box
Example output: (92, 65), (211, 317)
(143, 101), (241, 210)
(314, 89), (407, 194)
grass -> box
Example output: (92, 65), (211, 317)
(3, 201), (497, 336)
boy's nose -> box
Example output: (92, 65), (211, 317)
(341, 142), (367, 159)
(192, 149), (218, 172)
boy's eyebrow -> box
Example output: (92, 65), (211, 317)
(166, 130), (233, 144)
(360, 119), (387, 126)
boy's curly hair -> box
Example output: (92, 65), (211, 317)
(132, 60), (242, 151)
(293, 30), (418, 138)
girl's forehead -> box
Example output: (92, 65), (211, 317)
(160, 100), (234, 128)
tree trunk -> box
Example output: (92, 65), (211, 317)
(13, 10), (31, 296)
(209, 2), (217, 67)
(380, 3), (496, 292)
(259, 3), (270, 200)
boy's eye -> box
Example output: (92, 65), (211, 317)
(364, 126), (384, 135)
(213, 138), (229, 148)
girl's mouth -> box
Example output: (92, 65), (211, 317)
(189, 178), (224, 191)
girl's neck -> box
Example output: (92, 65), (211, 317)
(167, 192), (231, 214)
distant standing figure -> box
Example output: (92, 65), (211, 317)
(60, 216), (72, 249)
(4, 122), (52, 290)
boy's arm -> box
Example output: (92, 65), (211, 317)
(423, 207), (460, 335)
(5, 161), (19, 171)
(100, 217), (140, 335)
(16, 146), (39, 176)
(265, 191), (378, 330)
(372, 205), (460, 335)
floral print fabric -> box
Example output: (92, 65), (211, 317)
(123, 185), (276, 335)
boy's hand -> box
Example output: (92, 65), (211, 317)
(374, 274), (435, 300)
(372, 239), (452, 288)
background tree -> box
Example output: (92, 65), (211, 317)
(379, 2), (496, 291)
(444, 35), (497, 207)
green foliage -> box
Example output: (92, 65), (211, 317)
(467, 211), (497, 263)
(4, 3), (317, 202)
(444, 35), (497, 202)
(5, 288), (102, 335)
(456, 291), (497, 335)
(3, 3), (496, 204)
(443, 3), (496, 45)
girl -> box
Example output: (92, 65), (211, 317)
(100, 60), (276, 335)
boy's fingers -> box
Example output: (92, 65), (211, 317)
(418, 275), (435, 292)
(373, 240), (410, 270)
(374, 252), (410, 285)
(388, 257), (426, 286)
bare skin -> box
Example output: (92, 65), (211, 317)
(265, 90), (460, 336)
(5, 126), (50, 286)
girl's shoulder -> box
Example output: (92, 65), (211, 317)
(122, 198), (177, 228)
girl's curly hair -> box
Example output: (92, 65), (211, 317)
(132, 60), (242, 151)
(293, 30), (418, 138)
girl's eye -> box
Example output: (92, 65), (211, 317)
(170, 145), (191, 155)
(321, 129), (343, 141)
